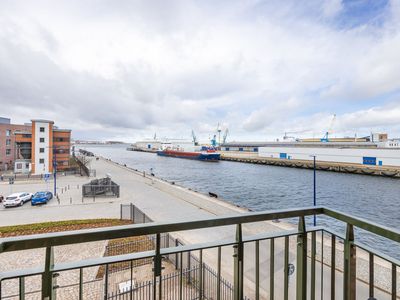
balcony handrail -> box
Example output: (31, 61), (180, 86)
(1, 206), (400, 254)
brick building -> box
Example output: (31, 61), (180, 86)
(0, 118), (71, 174)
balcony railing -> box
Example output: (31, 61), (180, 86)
(0, 206), (399, 300)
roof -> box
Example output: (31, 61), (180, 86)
(31, 119), (54, 124)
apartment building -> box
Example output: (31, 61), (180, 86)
(0, 118), (71, 175)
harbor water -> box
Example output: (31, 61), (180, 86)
(81, 144), (400, 259)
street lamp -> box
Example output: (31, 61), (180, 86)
(310, 155), (317, 226)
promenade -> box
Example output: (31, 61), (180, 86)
(0, 157), (394, 299)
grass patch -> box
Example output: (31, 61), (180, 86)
(0, 219), (132, 237)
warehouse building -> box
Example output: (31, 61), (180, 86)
(259, 146), (400, 167)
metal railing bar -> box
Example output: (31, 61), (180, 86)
(284, 236), (289, 300)
(331, 235), (336, 300)
(255, 240), (259, 300)
(270, 238), (274, 300)
(323, 207), (400, 243)
(323, 228), (400, 266)
(311, 231), (316, 300)
(52, 250), (155, 273)
(0, 206), (324, 252)
(320, 231), (324, 300)
(0, 267), (43, 282)
(392, 264), (397, 300)
(369, 253), (374, 299)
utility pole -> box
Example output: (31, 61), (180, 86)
(313, 155), (316, 226)
(53, 146), (57, 196)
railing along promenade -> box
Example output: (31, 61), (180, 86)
(0, 206), (399, 299)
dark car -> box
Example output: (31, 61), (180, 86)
(31, 191), (53, 206)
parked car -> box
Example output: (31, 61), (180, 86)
(0, 195), (3, 203)
(3, 192), (33, 207)
(31, 191), (53, 206)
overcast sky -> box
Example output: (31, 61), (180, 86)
(1, 0), (400, 142)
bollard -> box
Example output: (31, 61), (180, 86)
(68, 185), (70, 190)
(70, 197), (72, 204)
(143, 171), (145, 177)
(82, 197), (83, 203)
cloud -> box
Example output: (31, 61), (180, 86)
(0, 0), (400, 142)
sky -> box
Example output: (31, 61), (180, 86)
(1, 0), (400, 142)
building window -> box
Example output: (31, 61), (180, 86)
(39, 158), (45, 164)
(40, 127), (45, 132)
(6, 149), (11, 156)
(6, 130), (11, 136)
(40, 148), (45, 153)
(25, 163), (29, 168)
(16, 163), (22, 169)
(40, 138), (45, 143)
(5, 139), (11, 146)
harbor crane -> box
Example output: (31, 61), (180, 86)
(321, 114), (336, 142)
(222, 128), (229, 144)
(216, 123), (222, 145)
(191, 130), (199, 146)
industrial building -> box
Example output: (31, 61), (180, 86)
(259, 146), (400, 167)
(0, 118), (71, 174)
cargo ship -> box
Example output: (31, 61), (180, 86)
(157, 146), (220, 161)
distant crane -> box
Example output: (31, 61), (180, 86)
(191, 130), (199, 146)
(321, 114), (336, 142)
(216, 123), (222, 145)
(222, 128), (229, 144)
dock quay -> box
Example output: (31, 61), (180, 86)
(220, 152), (400, 178)
(0, 156), (399, 299)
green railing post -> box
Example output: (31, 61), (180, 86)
(343, 224), (356, 300)
(296, 216), (307, 300)
(42, 246), (55, 300)
(233, 224), (243, 300)
(153, 233), (162, 300)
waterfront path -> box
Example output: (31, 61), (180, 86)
(0, 157), (395, 298)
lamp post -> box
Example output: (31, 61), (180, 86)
(311, 155), (316, 226)
(53, 146), (57, 196)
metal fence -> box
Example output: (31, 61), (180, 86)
(118, 204), (240, 299)
(1, 206), (400, 300)
(82, 177), (120, 198)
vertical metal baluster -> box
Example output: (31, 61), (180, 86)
(343, 224), (356, 300)
(311, 231), (316, 300)
(296, 216), (307, 300)
(152, 233), (162, 300)
(321, 231), (324, 300)
(179, 252), (183, 300)
(233, 224), (244, 300)
(19, 276), (25, 300)
(255, 240), (260, 300)
(42, 246), (54, 300)
(217, 246), (221, 300)
(369, 253), (374, 299)
(130, 261), (133, 300)
(284, 236), (289, 300)
(392, 264), (397, 300)
(270, 238), (275, 300)
(331, 235), (336, 300)
(199, 250), (203, 300)
(79, 268), (83, 300)
(104, 264), (109, 300)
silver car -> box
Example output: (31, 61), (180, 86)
(3, 192), (33, 208)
